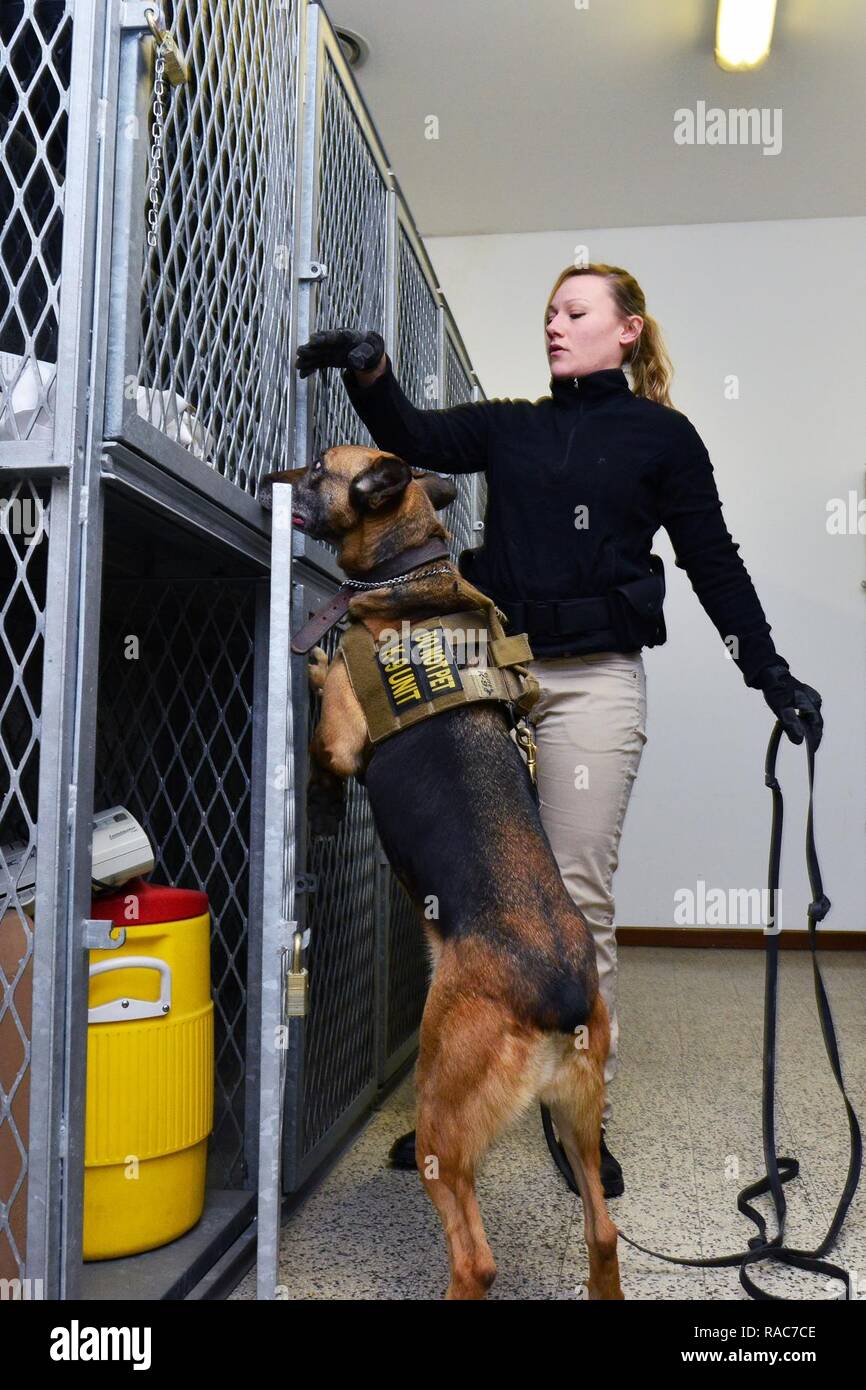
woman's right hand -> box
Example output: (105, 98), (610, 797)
(295, 328), (385, 379)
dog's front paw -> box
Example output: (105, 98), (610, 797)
(308, 645), (329, 694)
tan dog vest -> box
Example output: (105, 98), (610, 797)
(338, 607), (540, 745)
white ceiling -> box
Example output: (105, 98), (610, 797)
(324, 0), (866, 235)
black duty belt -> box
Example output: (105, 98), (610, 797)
(496, 593), (612, 641)
(496, 557), (667, 650)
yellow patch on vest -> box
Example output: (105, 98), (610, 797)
(376, 626), (463, 714)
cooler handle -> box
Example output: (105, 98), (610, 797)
(88, 955), (172, 1024)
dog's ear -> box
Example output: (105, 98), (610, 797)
(410, 468), (457, 511)
(348, 454), (413, 513)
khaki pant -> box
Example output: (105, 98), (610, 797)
(525, 650), (648, 1129)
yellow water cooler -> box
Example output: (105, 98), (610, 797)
(84, 876), (214, 1260)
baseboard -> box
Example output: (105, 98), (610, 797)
(617, 927), (866, 950)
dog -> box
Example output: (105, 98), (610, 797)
(263, 447), (624, 1300)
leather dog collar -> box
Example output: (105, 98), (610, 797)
(290, 537), (453, 654)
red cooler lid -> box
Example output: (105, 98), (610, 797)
(89, 876), (209, 925)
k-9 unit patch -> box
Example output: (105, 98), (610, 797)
(376, 626), (464, 713)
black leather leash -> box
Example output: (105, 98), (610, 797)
(541, 720), (863, 1299)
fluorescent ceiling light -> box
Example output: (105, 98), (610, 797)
(715, 0), (777, 71)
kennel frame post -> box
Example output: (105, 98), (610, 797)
(470, 381), (487, 538)
(269, 0), (317, 1202)
(256, 484), (298, 1300)
(24, 0), (119, 1298)
(241, 577), (271, 1195)
(288, 0), (322, 490)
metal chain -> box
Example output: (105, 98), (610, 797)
(340, 567), (511, 631)
(339, 564), (454, 591)
(146, 43), (166, 249)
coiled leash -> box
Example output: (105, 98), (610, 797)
(541, 720), (863, 1300)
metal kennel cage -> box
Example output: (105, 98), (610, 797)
(0, 0), (487, 1301)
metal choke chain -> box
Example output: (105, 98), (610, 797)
(340, 565), (454, 591)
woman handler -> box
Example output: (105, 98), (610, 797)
(294, 262), (823, 1197)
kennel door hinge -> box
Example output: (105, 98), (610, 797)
(298, 262), (329, 283)
(294, 872), (317, 897)
(83, 919), (127, 951)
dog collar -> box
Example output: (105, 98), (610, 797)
(290, 537), (453, 654)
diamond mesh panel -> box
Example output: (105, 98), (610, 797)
(298, 585), (378, 1156)
(439, 333), (475, 561)
(475, 455), (488, 526)
(126, 0), (297, 493)
(0, 1), (72, 445)
(0, 475), (48, 1282)
(395, 227), (439, 409)
(94, 578), (256, 1190)
(308, 51), (387, 459)
(443, 333), (472, 410)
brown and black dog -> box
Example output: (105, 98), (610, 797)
(263, 446), (623, 1301)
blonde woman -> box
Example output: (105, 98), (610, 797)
(296, 262), (822, 1198)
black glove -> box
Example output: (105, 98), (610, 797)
(295, 328), (385, 379)
(754, 662), (823, 749)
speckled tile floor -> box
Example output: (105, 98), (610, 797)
(229, 947), (865, 1301)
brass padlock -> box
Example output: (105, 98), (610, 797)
(145, 8), (189, 86)
(286, 930), (309, 1019)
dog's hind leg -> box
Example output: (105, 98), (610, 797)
(540, 991), (624, 1300)
(415, 983), (543, 1301)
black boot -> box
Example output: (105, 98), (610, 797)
(599, 1128), (625, 1198)
(388, 1128), (417, 1170)
(542, 1105), (625, 1200)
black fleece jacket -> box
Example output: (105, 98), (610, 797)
(341, 356), (786, 686)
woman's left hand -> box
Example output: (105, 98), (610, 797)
(755, 663), (823, 749)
